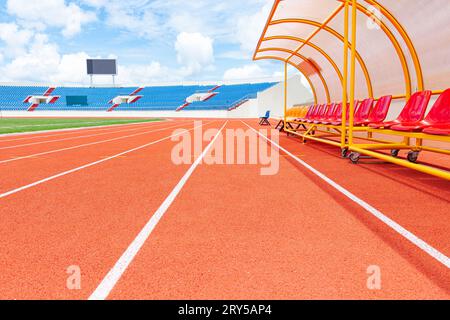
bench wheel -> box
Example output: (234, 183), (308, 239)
(407, 151), (420, 163)
(349, 152), (360, 164)
(341, 148), (349, 158)
(391, 149), (400, 157)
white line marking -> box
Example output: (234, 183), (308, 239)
(89, 121), (228, 300)
(0, 119), (165, 141)
(0, 120), (131, 129)
(0, 121), (214, 200)
(242, 121), (450, 269)
(0, 120), (169, 150)
(0, 121), (192, 164)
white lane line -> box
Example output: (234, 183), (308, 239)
(0, 119), (165, 142)
(242, 121), (450, 269)
(0, 121), (192, 164)
(89, 121), (228, 300)
(0, 121), (215, 200)
(0, 120), (128, 129)
(0, 120), (170, 150)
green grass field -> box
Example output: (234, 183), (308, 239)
(0, 118), (164, 134)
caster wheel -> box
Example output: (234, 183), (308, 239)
(391, 149), (400, 157)
(407, 151), (419, 163)
(349, 152), (360, 164)
(341, 148), (349, 158)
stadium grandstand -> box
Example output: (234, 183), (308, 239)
(0, 83), (276, 112)
(0, 0), (448, 304)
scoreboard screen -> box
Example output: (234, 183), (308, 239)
(86, 59), (117, 75)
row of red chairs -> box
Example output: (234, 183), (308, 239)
(295, 88), (450, 136)
(296, 96), (392, 127)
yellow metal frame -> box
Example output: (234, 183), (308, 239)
(254, 0), (426, 100)
(254, 55), (318, 104)
(258, 47), (332, 102)
(341, 0), (349, 148)
(286, 4), (345, 62)
(366, 0), (424, 91)
(268, 18), (373, 99)
(254, 0), (449, 180)
(261, 40), (344, 84)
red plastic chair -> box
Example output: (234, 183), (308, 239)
(369, 91), (431, 129)
(391, 89), (450, 135)
(361, 95), (392, 126)
(321, 103), (342, 125)
(306, 104), (325, 123)
(330, 101), (358, 126)
(299, 105), (317, 122)
(314, 103), (335, 124)
(353, 98), (374, 125)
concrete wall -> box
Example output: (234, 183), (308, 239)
(0, 110), (229, 118)
(256, 75), (314, 118)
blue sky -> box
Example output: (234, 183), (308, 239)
(0, 0), (287, 85)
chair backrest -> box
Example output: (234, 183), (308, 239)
(304, 105), (316, 119)
(368, 95), (392, 123)
(341, 101), (355, 120)
(423, 88), (450, 125)
(355, 98), (374, 122)
(323, 103), (337, 119)
(397, 91), (431, 122)
(334, 103), (343, 120)
(313, 104), (326, 119)
(307, 104), (319, 119)
(317, 104), (328, 119)
(265, 110), (270, 118)
(287, 108), (293, 117)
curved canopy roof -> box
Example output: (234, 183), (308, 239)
(254, 0), (450, 104)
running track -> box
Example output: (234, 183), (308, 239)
(0, 119), (448, 299)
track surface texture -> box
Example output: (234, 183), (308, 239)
(0, 119), (448, 299)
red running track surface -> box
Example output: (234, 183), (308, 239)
(0, 119), (448, 299)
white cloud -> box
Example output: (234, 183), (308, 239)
(0, 23), (34, 57)
(80, 0), (108, 8)
(51, 52), (92, 83)
(0, 0), (280, 84)
(0, 22), (176, 85)
(223, 64), (268, 81)
(175, 32), (214, 77)
(6, 0), (96, 37)
(103, 3), (160, 39)
(218, 50), (251, 60)
(235, 0), (272, 53)
(1, 33), (60, 82)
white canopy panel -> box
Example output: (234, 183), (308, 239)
(254, 0), (450, 103)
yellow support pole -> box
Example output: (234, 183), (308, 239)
(341, 0), (349, 148)
(284, 61), (288, 131)
(348, 0), (357, 146)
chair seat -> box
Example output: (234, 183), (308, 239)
(368, 120), (399, 129)
(422, 125), (450, 136)
(390, 121), (429, 132)
(320, 118), (336, 125)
